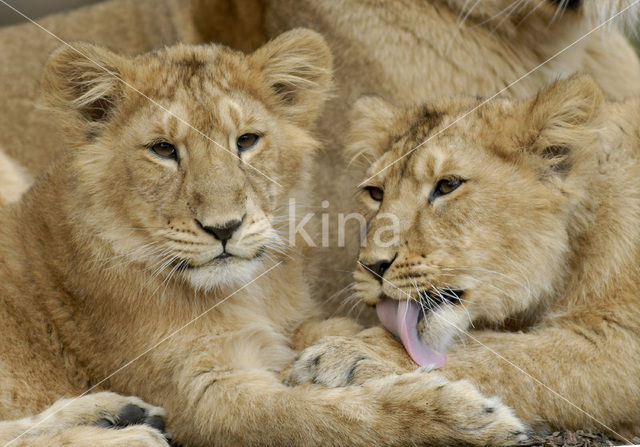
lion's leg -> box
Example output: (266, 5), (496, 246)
(291, 317), (363, 351)
(288, 323), (640, 438)
(166, 366), (527, 446)
(0, 307), (168, 442)
(0, 392), (169, 446)
(440, 326), (640, 438)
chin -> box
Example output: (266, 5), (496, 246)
(417, 305), (470, 353)
(184, 257), (266, 293)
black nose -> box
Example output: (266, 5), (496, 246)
(363, 259), (393, 282)
(197, 219), (242, 243)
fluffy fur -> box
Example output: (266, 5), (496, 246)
(1, 1), (640, 319)
(0, 31), (529, 447)
(287, 74), (640, 440)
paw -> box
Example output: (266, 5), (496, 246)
(286, 335), (398, 387)
(36, 392), (169, 440)
(95, 402), (168, 440)
(369, 372), (530, 446)
(51, 425), (169, 447)
(438, 379), (530, 446)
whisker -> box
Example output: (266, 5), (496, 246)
(445, 0), (482, 56)
(516, 0), (545, 27)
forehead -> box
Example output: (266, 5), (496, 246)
(127, 46), (266, 136)
(375, 102), (514, 182)
(135, 45), (251, 95)
(376, 116), (471, 182)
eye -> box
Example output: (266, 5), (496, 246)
(149, 142), (178, 160)
(237, 133), (260, 152)
(430, 178), (464, 202)
(364, 186), (384, 202)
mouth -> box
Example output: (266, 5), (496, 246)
(375, 289), (464, 369)
(416, 289), (464, 314)
(180, 247), (266, 270)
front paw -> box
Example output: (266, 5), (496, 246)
(432, 377), (530, 446)
(38, 392), (169, 440)
(285, 335), (400, 387)
(367, 372), (530, 446)
(95, 401), (167, 436)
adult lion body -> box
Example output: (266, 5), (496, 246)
(0, 0), (639, 313)
(0, 31), (529, 447)
(287, 75), (640, 439)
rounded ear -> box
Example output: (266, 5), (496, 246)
(530, 73), (603, 133)
(346, 96), (402, 166)
(42, 43), (127, 133)
(249, 28), (332, 128)
(523, 74), (604, 178)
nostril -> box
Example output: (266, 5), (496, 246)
(364, 260), (393, 282)
(196, 219), (242, 243)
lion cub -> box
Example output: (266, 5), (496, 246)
(288, 74), (640, 439)
(0, 30), (526, 446)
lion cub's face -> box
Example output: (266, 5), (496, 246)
(348, 76), (602, 353)
(43, 30), (331, 291)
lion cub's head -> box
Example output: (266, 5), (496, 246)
(347, 75), (606, 364)
(42, 29), (331, 291)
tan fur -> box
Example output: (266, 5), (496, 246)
(288, 74), (640, 439)
(1, 1), (640, 319)
(0, 32), (529, 446)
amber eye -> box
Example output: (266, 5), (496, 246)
(364, 186), (384, 202)
(149, 142), (178, 160)
(430, 178), (464, 202)
(237, 133), (260, 152)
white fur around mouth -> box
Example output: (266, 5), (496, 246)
(183, 255), (266, 291)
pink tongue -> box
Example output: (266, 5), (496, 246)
(376, 298), (446, 369)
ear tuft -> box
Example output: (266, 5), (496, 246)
(346, 96), (401, 167)
(250, 29), (332, 127)
(42, 43), (125, 128)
